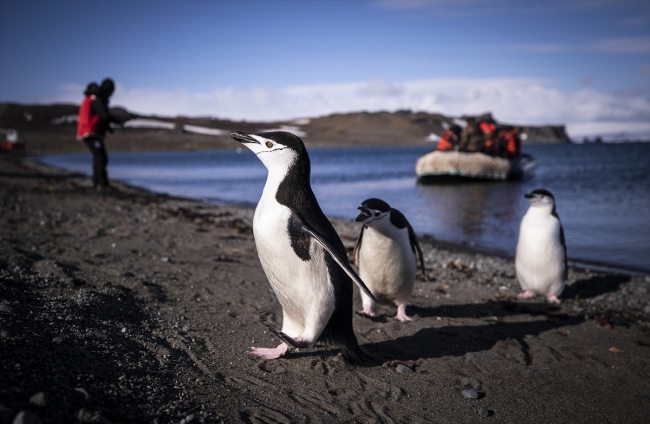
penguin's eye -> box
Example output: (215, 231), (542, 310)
(265, 141), (273, 148)
(374, 212), (380, 217)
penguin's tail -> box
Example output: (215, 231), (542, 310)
(340, 341), (373, 363)
(320, 329), (374, 362)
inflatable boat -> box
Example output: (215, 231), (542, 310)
(415, 150), (536, 183)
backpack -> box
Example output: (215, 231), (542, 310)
(76, 95), (100, 140)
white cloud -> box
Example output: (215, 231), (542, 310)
(53, 77), (650, 140)
(502, 36), (650, 54)
(592, 36), (650, 54)
(373, 0), (650, 17)
(357, 77), (405, 97)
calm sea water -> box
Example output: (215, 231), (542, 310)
(39, 143), (650, 273)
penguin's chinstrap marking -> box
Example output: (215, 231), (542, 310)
(231, 131), (374, 361)
(353, 198), (426, 322)
(515, 189), (567, 304)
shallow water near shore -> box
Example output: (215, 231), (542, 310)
(39, 142), (650, 272)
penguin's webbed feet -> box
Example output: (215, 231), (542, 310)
(393, 304), (412, 322)
(546, 295), (561, 304)
(355, 305), (377, 319)
(264, 323), (310, 348)
(246, 343), (291, 360)
(517, 290), (536, 299)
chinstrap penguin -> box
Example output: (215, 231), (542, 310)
(353, 198), (426, 321)
(515, 189), (567, 304)
(231, 131), (375, 361)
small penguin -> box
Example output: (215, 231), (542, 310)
(353, 198), (426, 321)
(231, 131), (375, 361)
(515, 189), (567, 304)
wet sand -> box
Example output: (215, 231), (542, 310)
(1, 152), (649, 423)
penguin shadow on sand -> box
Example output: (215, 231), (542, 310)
(562, 274), (630, 300)
(360, 301), (584, 365)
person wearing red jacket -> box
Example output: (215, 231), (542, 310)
(436, 125), (462, 151)
(77, 78), (118, 188)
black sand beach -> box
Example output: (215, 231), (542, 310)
(1, 152), (649, 423)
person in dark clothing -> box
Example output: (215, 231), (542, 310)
(459, 117), (486, 152)
(77, 78), (118, 188)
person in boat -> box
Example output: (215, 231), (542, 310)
(459, 117), (483, 152)
(77, 78), (119, 188)
(497, 126), (521, 158)
(484, 126), (522, 158)
(436, 124), (462, 151)
(479, 115), (499, 155)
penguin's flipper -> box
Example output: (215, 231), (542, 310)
(353, 225), (366, 267)
(407, 222), (427, 280)
(553, 208), (568, 281)
(559, 223), (568, 280)
(291, 214), (377, 302)
(391, 208), (427, 280)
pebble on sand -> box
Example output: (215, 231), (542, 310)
(12, 411), (42, 424)
(75, 387), (90, 400)
(395, 364), (413, 374)
(461, 389), (479, 399)
(29, 392), (46, 407)
(91, 330), (107, 339)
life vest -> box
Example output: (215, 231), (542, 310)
(436, 129), (459, 151)
(76, 95), (100, 140)
(478, 122), (496, 136)
(499, 129), (521, 157)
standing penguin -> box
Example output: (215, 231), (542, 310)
(231, 131), (375, 361)
(353, 198), (426, 321)
(515, 189), (567, 304)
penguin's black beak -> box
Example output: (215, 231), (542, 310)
(355, 206), (371, 222)
(231, 131), (260, 145)
(524, 192), (534, 199)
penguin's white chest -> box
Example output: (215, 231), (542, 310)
(515, 209), (564, 296)
(357, 226), (416, 302)
(253, 195), (334, 326)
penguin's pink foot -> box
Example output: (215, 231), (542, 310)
(393, 305), (412, 322)
(264, 323), (310, 348)
(355, 306), (376, 319)
(546, 295), (561, 304)
(517, 290), (536, 299)
(246, 342), (291, 360)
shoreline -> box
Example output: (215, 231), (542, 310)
(1, 151), (650, 423)
(25, 152), (650, 277)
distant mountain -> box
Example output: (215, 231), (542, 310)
(0, 102), (571, 154)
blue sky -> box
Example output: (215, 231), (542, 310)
(1, 0), (649, 139)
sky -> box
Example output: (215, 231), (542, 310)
(1, 0), (649, 140)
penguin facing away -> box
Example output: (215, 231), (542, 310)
(231, 131), (375, 361)
(353, 198), (426, 322)
(515, 189), (567, 304)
